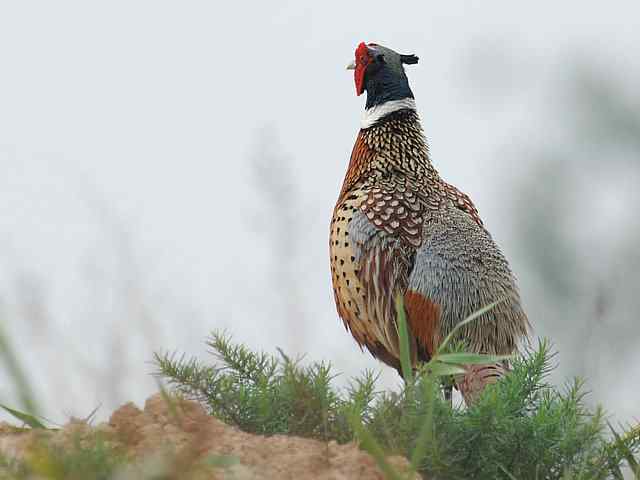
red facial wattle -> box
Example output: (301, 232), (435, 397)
(354, 42), (370, 96)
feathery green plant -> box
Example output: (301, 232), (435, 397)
(155, 300), (640, 480)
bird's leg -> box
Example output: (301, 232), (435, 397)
(443, 384), (453, 407)
(457, 363), (507, 406)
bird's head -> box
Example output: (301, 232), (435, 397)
(347, 42), (419, 109)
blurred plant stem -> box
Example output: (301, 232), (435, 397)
(0, 321), (38, 415)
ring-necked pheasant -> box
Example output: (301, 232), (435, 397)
(329, 42), (530, 404)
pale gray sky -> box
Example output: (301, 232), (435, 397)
(1, 1), (638, 423)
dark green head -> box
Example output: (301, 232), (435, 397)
(348, 42), (419, 109)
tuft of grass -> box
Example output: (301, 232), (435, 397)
(154, 331), (378, 443)
(0, 431), (244, 480)
(0, 432), (125, 480)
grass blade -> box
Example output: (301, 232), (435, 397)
(395, 295), (414, 384)
(497, 463), (519, 480)
(349, 414), (405, 480)
(437, 353), (511, 365)
(437, 299), (505, 354)
(609, 422), (640, 476)
(0, 323), (39, 415)
(425, 361), (467, 377)
(0, 404), (47, 429)
(409, 376), (436, 474)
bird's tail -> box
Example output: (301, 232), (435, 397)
(456, 361), (509, 406)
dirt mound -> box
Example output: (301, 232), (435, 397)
(0, 393), (418, 479)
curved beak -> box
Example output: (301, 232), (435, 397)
(346, 60), (356, 70)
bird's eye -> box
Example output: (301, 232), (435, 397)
(376, 54), (385, 63)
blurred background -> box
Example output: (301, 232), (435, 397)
(0, 1), (638, 424)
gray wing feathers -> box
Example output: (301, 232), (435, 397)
(408, 207), (529, 354)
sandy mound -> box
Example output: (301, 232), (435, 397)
(0, 393), (419, 479)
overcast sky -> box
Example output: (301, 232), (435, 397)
(1, 1), (638, 423)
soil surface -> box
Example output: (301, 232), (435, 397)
(0, 393), (419, 479)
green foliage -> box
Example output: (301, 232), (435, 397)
(0, 432), (243, 480)
(0, 433), (124, 480)
(154, 331), (377, 443)
(1, 301), (638, 479)
(156, 324), (640, 480)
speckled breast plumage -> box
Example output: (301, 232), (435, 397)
(330, 109), (528, 372)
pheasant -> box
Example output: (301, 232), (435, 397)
(329, 42), (530, 404)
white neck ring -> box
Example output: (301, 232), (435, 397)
(361, 98), (416, 129)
